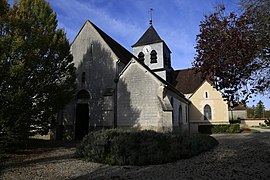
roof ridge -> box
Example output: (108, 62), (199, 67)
(88, 20), (135, 64)
(174, 68), (195, 72)
(71, 20), (135, 64)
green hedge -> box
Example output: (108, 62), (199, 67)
(76, 129), (218, 166)
(229, 120), (241, 124)
(198, 124), (240, 134)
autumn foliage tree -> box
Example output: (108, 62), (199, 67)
(0, 0), (76, 144)
(241, 0), (270, 94)
(193, 2), (269, 105)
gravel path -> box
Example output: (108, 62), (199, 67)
(1, 132), (270, 180)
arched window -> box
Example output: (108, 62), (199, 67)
(179, 105), (182, 126)
(138, 52), (145, 62)
(150, 50), (157, 63)
(81, 72), (86, 83)
(204, 104), (212, 120)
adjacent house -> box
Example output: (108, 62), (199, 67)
(173, 68), (229, 133)
(229, 104), (247, 120)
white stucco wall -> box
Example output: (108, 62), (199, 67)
(188, 81), (229, 133)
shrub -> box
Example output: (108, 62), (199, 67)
(229, 119), (241, 124)
(264, 120), (270, 126)
(259, 123), (266, 127)
(76, 129), (218, 165)
(198, 124), (240, 134)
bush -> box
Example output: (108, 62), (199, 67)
(198, 124), (240, 134)
(229, 119), (241, 124)
(0, 132), (17, 153)
(264, 120), (270, 126)
(76, 129), (218, 165)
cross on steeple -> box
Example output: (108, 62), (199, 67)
(149, 8), (154, 25)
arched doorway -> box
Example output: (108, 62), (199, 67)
(75, 90), (90, 140)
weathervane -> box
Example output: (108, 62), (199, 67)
(149, 8), (154, 25)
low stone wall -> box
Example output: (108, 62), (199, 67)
(29, 134), (52, 140)
(240, 118), (269, 127)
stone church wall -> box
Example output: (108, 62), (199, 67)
(60, 22), (120, 139)
(167, 95), (190, 134)
(118, 60), (172, 131)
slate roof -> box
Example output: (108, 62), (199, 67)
(173, 68), (211, 94)
(132, 25), (163, 47)
(72, 20), (134, 65)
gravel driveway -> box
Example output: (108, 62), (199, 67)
(1, 132), (270, 180)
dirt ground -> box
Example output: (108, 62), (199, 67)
(1, 132), (270, 180)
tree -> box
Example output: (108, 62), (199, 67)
(255, 100), (265, 118)
(240, 0), (270, 94)
(247, 105), (256, 118)
(193, 3), (270, 105)
(0, 0), (76, 141)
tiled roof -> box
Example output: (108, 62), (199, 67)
(132, 25), (163, 47)
(173, 68), (209, 94)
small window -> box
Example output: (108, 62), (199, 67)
(185, 106), (188, 123)
(150, 50), (157, 63)
(204, 104), (212, 120)
(138, 52), (145, 62)
(205, 92), (208, 98)
(81, 72), (86, 83)
(179, 105), (182, 126)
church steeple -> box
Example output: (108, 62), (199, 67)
(131, 25), (163, 47)
(132, 13), (172, 81)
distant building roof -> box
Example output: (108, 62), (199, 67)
(132, 25), (163, 47)
(173, 68), (212, 94)
(232, 104), (247, 111)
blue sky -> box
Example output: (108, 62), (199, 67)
(8, 0), (269, 109)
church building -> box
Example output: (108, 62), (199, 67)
(57, 19), (190, 140)
(55, 14), (241, 139)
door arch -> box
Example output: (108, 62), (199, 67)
(75, 90), (90, 140)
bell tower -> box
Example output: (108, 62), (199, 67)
(132, 10), (172, 81)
